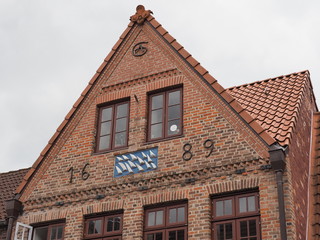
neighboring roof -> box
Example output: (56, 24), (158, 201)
(0, 168), (29, 221)
(15, 5), (277, 195)
(227, 71), (311, 146)
(311, 112), (320, 239)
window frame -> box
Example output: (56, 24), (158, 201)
(236, 216), (260, 240)
(147, 87), (183, 142)
(211, 191), (260, 240)
(144, 202), (188, 240)
(96, 100), (130, 153)
(32, 222), (65, 240)
(83, 213), (123, 240)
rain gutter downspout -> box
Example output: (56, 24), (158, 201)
(269, 144), (287, 240)
(5, 198), (22, 240)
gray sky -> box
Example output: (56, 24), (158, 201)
(1, 0), (319, 173)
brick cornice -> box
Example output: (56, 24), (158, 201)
(23, 158), (269, 211)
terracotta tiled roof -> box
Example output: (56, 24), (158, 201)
(15, 5), (276, 195)
(0, 168), (29, 221)
(311, 113), (320, 239)
(227, 71), (310, 146)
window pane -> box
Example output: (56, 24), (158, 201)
(115, 118), (127, 132)
(156, 210), (163, 225)
(114, 132), (126, 147)
(99, 135), (110, 150)
(249, 220), (257, 236)
(168, 90), (181, 106)
(100, 121), (111, 135)
(224, 199), (232, 215)
(147, 232), (163, 240)
(117, 103), (128, 118)
(168, 230), (176, 240)
(225, 223), (233, 239)
(148, 212), (155, 226)
(88, 220), (102, 234)
(57, 226), (63, 239)
(239, 197), (247, 213)
(216, 201), (224, 217)
(216, 224), (224, 240)
(152, 95), (163, 110)
(50, 228), (56, 240)
(167, 120), (181, 136)
(240, 221), (248, 237)
(102, 107), (112, 121)
(216, 223), (233, 240)
(168, 105), (181, 120)
(151, 123), (163, 139)
(177, 207), (185, 222)
(34, 227), (48, 240)
(147, 233), (154, 240)
(151, 109), (163, 124)
(169, 208), (177, 223)
(248, 196), (256, 212)
(156, 232), (163, 240)
(107, 217), (114, 232)
(177, 229), (185, 240)
(114, 216), (121, 231)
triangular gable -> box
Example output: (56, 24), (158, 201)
(16, 5), (276, 196)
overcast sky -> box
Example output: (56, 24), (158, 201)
(1, 0), (319, 173)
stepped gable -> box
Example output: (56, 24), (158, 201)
(311, 113), (320, 238)
(15, 5), (276, 195)
(227, 70), (311, 146)
(0, 168), (29, 221)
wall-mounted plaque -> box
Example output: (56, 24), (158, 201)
(114, 147), (158, 177)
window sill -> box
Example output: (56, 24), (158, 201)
(92, 146), (129, 156)
(143, 134), (184, 146)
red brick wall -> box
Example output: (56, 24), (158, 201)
(14, 23), (288, 239)
(286, 78), (317, 240)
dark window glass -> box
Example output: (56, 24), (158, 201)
(149, 88), (182, 141)
(34, 227), (48, 240)
(97, 101), (129, 152)
(88, 220), (102, 235)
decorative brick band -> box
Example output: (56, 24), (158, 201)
(82, 199), (125, 215)
(96, 89), (132, 105)
(206, 177), (260, 195)
(102, 68), (181, 92)
(23, 209), (68, 224)
(23, 158), (268, 211)
(142, 189), (189, 206)
(146, 75), (184, 92)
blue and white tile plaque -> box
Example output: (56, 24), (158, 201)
(114, 147), (158, 177)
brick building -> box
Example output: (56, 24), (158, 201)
(2, 5), (319, 240)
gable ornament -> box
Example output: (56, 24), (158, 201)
(130, 5), (153, 25)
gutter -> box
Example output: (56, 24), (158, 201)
(269, 144), (288, 240)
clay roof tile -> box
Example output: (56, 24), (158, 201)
(227, 70), (310, 146)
